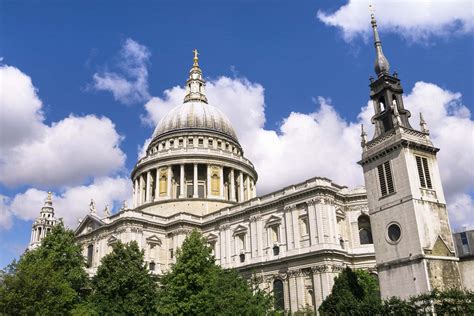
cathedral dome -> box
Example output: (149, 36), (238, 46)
(152, 101), (238, 141)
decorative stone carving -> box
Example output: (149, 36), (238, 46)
(218, 223), (230, 231)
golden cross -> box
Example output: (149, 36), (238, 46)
(193, 49), (199, 60)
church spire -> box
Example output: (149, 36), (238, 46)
(183, 49), (208, 104)
(370, 8), (390, 77)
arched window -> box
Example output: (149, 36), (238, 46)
(149, 262), (156, 271)
(273, 279), (285, 311)
(358, 215), (373, 245)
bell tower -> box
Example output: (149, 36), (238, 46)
(358, 14), (462, 299)
(28, 192), (58, 250)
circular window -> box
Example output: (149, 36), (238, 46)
(387, 223), (401, 243)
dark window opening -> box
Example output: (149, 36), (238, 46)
(149, 262), (155, 271)
(273, 279), (285, 311)
(87, 244), (94, 268)
(377, 161), (395, 197)
(273, 245), (280, 256)
(416, 156), (432, 189)
(239, 253), (245, 263)
(358, 215), (373, 245)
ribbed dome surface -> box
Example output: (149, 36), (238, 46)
(152, 101), (238, 140)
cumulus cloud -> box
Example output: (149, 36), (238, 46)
(92, 38), (151, 105)
(5, 177), (132, 229)
(449, 193), (474, 232)
(0, 65), (126, 188)
(0, 195), (13, 230)
(317, 0), (474, 42)
(0, 66), (44, 149)
(143, 76), (473, 230)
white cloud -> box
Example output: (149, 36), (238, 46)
(7, 177), (132, 229)
(92, 38), (151, 105)
(0, 195), (13, 230)
(317, 0), (474, 42)
(448, 193), (474, 232)
(0, 65), (126, 188)
(143, 76), (473, 230)
(0, 65), (44, 149)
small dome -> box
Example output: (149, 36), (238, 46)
(152, 101), (238, 141)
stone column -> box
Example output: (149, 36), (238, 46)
(219, 166), (224, 199)
(284, 206), (294, 250)
(239, 171), (244, 202)
(230, 169), (236, 202)
(179, 164), (185, 198)
(328, 200), (338, 244)
(307, 200), (318, 246)
(291, 206), (300, 249)
(315, 200), (325, 244)
(193, 163), (198, 198)
(245, 175), (250, 200)
(225, 228), (232, 265)
(207, 165), (211, 198)
(256, 215), (263, 257)
(219, 225), (227, 265)
(133, 179), (137, 207)
(145, 170), (152, 203)
(139, 175), (144, 206)
(289, 273), (299, 312)
(312, 270), (324, 312)
(154, 168), (160, 201)
(167, 166), (172, 198)
(296, 274), (305, 308)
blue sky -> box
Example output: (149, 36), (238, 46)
(1, 0), (473, 268)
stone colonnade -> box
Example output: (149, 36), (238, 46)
(133, 163), (256, 207)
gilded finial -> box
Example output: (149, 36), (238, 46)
(193, 49), (199, 66)
(47, 191), (52, 202)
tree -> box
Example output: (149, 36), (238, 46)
(319, 267), (381, 315)
(157, 229), (272, 315)
(88, 241), (158, 315)
(0, 221), (88, 315)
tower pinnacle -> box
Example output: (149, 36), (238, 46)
(370, 8), (390, 76)
(184, 49), (208, 103)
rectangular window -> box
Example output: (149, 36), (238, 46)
(460, 232), (470, 255)
(416, 156), (432, 189)
(377, 161), (395, 197)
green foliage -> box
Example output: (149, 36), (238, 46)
(88, 240), (157, 315)
(319, 267), (381, 315)
(382, 287), (474, 315)
(319, 267), (473, 315)
(157, 229), (273, 315)
(0, 221), (88, 315)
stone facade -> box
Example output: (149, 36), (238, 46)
(70, 53), (376, 313)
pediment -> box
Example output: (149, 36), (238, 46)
(74, 214), (105, 236)
(107, 235), (119, 245)
(206, 233), (218, 241)
(265, 215), (282, 226)
(233, 224), (248, 235)
(425, 235), (454, 257)
(146, 234), (162, 245)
